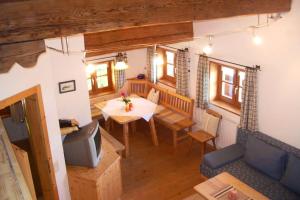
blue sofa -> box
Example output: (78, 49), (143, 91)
(200, 128), (300, 200)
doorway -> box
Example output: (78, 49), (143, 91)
(0, 85), (59, 200)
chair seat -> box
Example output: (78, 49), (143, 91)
(188, 130), (215, 143)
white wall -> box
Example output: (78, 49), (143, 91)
(170, 0), (300, 148)
(0, 54), (71, 200)
(46, 35), (92, 126)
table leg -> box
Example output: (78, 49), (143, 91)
(131, 121), (137, 134)
(105, 118), (111, 132)
(149, 118), (158, 146)
(123, 123), (129, 157)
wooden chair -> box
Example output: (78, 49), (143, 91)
(188, 109), (222, 159)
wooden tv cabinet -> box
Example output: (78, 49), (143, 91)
(66, 128), (122, 200)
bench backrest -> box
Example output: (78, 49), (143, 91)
(127, 80), (194, 119)
(237, 128), (300, 158)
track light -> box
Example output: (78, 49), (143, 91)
(252, 28), (263, 45)
(203, 35), (213, 55)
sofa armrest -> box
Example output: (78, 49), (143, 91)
(203, 144), (245, 169)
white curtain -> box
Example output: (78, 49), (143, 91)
(175, 49), (189, 97)
(146, 46), (156, 83)
(195, 55), (209, 109)
(114, 69), (126, 90)
(240, 67), (258, 131)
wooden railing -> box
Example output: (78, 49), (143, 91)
(127, 80), (194, 119)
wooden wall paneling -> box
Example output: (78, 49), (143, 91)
(0, 0), (291, 45)
(84, 22), (193, 56)
(0, 118), (32, 200)
(0, 40), (46, 73)
(25, 91), (59, 200)
(12, 143), (37, 200)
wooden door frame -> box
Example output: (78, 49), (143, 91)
(0, 85), (59, 200)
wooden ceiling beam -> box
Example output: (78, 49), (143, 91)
(0, 0), (291, 45)
(84, 22), (193, 57)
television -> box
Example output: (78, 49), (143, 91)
(63, 120), (102, 168)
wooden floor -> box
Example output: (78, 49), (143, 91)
(102, 119), (207, 200)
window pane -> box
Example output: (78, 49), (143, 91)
(87, 79), (92, 91)
(95, 63), (108, 76)
(166, 51), (175, 64)
(239, 71), (245, 87)
(96, 76), (108, 88)
(221, 82), (233, 99)
(221, 66), (234, 83)
(167, 64), (175, 77)
(238, 87), (243, 102)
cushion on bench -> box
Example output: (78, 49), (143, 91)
(203, 144), (245, 169)
(244, 135), (287, 180)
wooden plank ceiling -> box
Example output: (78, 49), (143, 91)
(0, 0), (291, 45)
(84, 22), (193, 57)
(0, 0), (292, 72)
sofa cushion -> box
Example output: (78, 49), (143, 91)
(263, 182), (300, 200)
(280, 154), (300, 195)
(244, 135), (287, 180)
(203, 144), (244, 169)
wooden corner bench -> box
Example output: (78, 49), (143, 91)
(127, 79), (195, 148)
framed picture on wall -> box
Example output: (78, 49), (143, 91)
(59, 80), (76, 94)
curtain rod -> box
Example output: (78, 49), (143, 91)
(198, 54), (261, 71)
(158, 45), (188, 51)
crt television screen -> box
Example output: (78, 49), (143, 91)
(94, 127), (101, 156)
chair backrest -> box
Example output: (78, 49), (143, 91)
(127, 79), (149, 98)
(202, 109), (222, 137)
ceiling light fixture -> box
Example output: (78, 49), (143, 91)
(252, 15), (263, 45)
(203, 35), (213, 55)
(115, 52), (128, 70)
(85, 64), (95, 76)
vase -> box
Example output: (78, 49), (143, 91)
(125, 103), (130, 112)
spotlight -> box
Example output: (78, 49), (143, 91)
(252, 28), (263, 45)
(85, 64), (95, 76)
(203, 35), (213, 55)
(203, 44), (213, 55)
(253, 35), (263, 45)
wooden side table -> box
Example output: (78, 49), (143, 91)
(194, 172), (269, 200)
(67, 131), (122, 200)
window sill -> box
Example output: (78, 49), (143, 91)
(89, 90), (115, 99)
(158, 79), (176, 88)
(210, 100), (241, 116)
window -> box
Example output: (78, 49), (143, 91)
(157, 48), (176, 85)
(86, 61), (114, 95)
(210, 62), (245, 113)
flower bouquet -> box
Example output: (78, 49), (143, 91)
(120, 92), (133, 112)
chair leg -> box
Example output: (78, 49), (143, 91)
(212, 138), (217, 150)
(200, 142), (206, 161)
